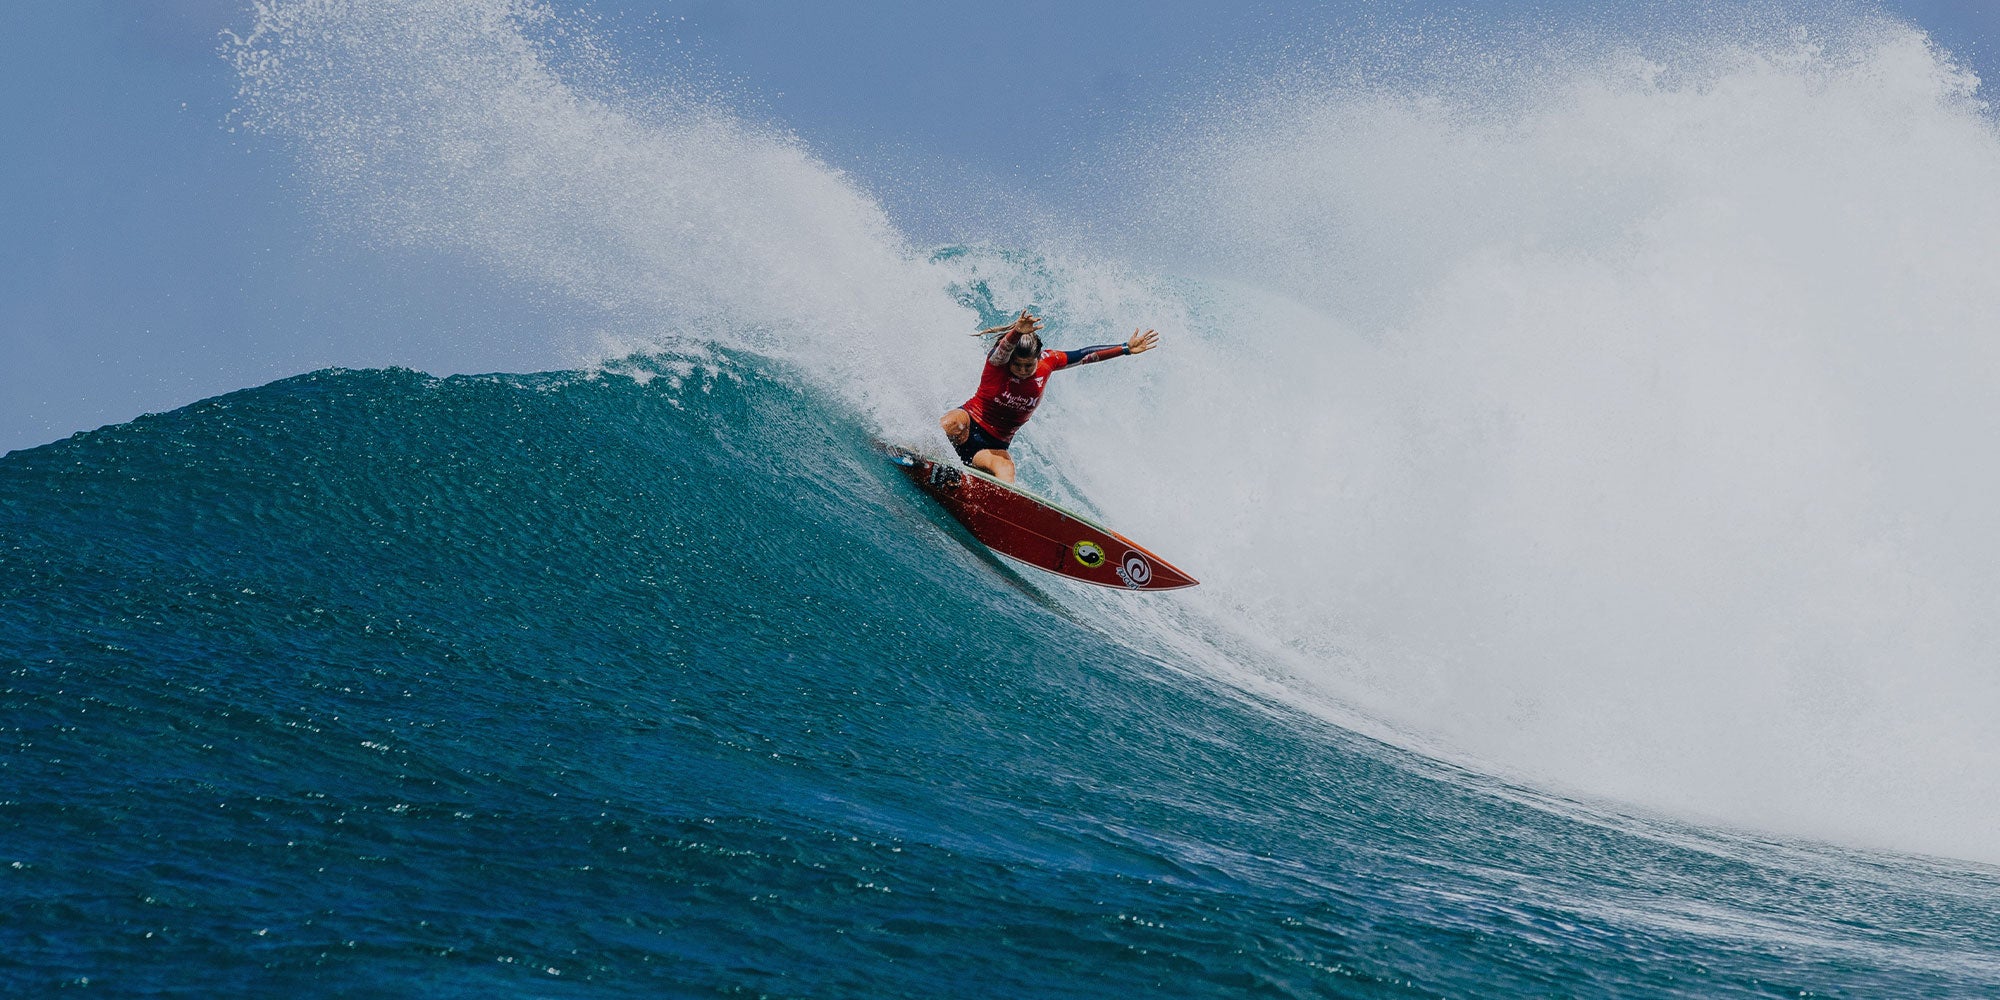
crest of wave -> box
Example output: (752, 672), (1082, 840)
(1099, 18), (2000, 862)
(227, 0), (970, 425)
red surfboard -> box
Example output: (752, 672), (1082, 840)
(887, 447), (1198, 591)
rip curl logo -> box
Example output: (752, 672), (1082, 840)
(1072, 540), (1106, 568)
(1116, 551), (1153, 588)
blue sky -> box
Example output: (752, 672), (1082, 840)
(2, 0), (1996, 453)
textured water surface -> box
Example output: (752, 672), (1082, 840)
(5, 364), (1997, 997)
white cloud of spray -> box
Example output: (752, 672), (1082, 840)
(1085, 19), (2000, 863)
(227, 0), (971, 427)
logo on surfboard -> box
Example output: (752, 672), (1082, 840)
(1072, 540), (1106, 568)
(1117, 551), (1153, 588)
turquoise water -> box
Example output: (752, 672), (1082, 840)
(6, 361), (1998, 996)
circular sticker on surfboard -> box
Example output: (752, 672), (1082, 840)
(1072, 540), (1106, 568)
(1118, 551), (1153, 588)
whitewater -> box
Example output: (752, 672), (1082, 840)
(7, 0), (2000, 994)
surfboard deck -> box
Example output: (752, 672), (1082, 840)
(884, 446), (1198, 591)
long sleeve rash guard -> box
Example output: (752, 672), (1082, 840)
(960, 329), (1129, 443)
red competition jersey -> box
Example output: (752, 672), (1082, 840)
(960, 332), (1129, 443)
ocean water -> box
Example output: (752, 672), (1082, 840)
(6, 361), (1998, 996)
(11, 0), (2000, 995)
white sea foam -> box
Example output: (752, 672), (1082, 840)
(1070, 19), (2000, 864)
(231, 2), (2000, 863)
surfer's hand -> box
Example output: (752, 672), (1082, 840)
(1012, 310), (1043, 335)
(1126, 328), (1159, 355)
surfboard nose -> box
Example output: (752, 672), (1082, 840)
(1113, 543), (1198, 591)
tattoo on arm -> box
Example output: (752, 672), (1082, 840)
(987, 330), (1023, 366)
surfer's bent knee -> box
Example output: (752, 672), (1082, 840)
(976, 450), (1016, 483)
(949, 416), (1009, 466)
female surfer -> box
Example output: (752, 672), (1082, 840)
(940, 310), (1159, 484)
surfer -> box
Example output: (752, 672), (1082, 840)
(941, 310), (1159, 483)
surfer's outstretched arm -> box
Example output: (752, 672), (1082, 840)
(1057, 328), (1160, 368)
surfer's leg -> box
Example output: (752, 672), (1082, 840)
(972, 449), (1016, 483)
(944, 409), (987, 465)
(946, 410), (1016, 473)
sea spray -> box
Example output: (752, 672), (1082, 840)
(228, 0), (971, 431)
(1095, 20), (2000, 862)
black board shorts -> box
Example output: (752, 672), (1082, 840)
(952, 417), (1011, 465)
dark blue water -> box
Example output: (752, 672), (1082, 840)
(5, 361), (1998, 997)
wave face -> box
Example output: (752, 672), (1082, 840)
(4, 364), (1998, 995)
(215, 0), (2000, 867)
